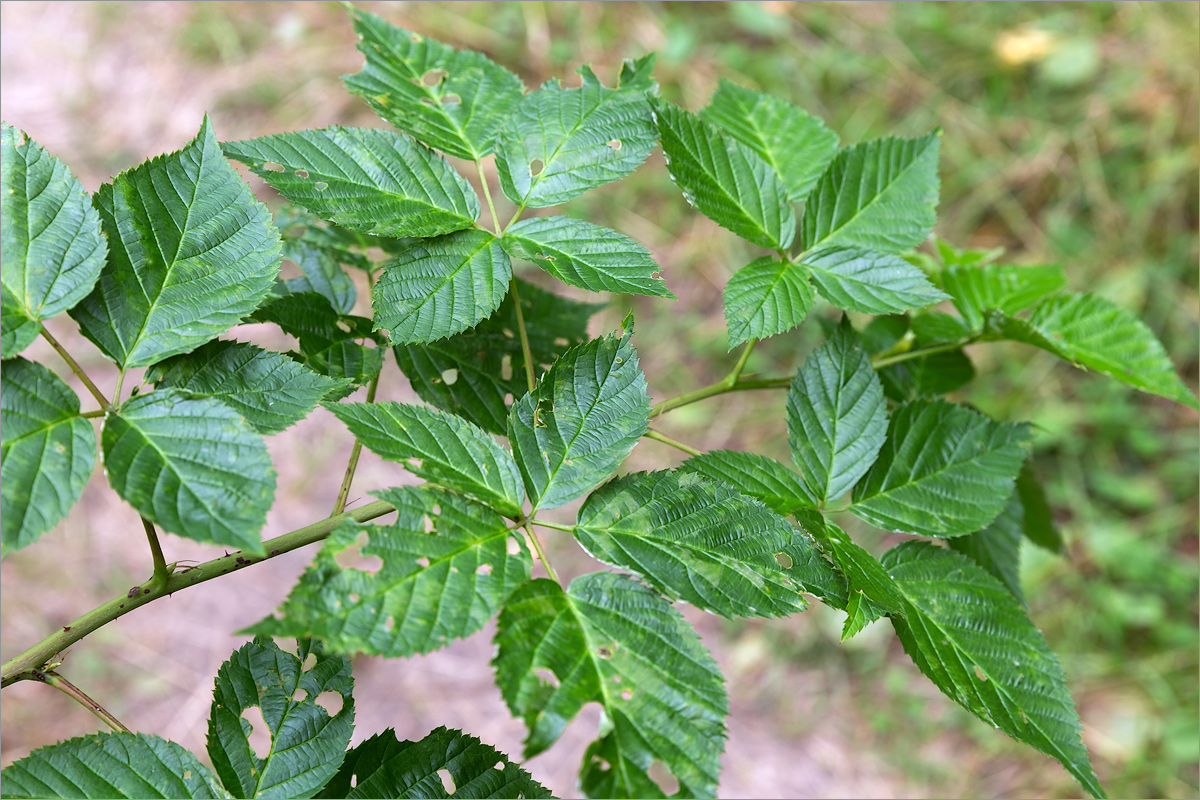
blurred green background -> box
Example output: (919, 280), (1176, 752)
(1, 2), (1196, 797)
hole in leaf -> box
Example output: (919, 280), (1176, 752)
(303, 653), (318, 671)
(293, 688), (308, 703)
(534, 668), (560, 688)
(441, 93), (461, 105)
(506, 536), (521, 555)
(295, 169), (309, 178)
(241, 707), (271, 760)
(774, 552), (794, 569)
(406, 457), (422, 470)
(422, 515), (435, 533)
(648, 760), (679, 796)
(494, 761), (505, 771)
(553, 337), (570, 347)
(974, 666), (988, 682)
(503, 393), (514, 405)
(500, 354), (513, 381)
(529, 159), (544, 177)
(315, 691), (344, 716)
(386, 616), (395, 630)
(420, 96), (438, 106)
(351, 774), (357, 788)
(264, 162), (285, 172)
(606, 139), (621, 150)
(348, 593), (360, 604)
(620, 688), (632, 701)
(432, 504), (441, 516)
(334, 530), (383, 574)
(612, 675), (621, 683)
(416, 556), (431, 568)
(437, 769), (456, 794)
(421, 68), (448, 87)
(441, 368), (458, 385)
(477, 562), (493, 576)
(314, 181), (328, 191)
(596, 645), (613, 659)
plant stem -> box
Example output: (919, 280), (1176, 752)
(871, 338), (976, 369)
(530, 518), (574, 533)
(729, 338), (757, 381)
(508, 277), (537, 392)
(523, 523), (560, 585)
(141, 517), (169, 591)
(331, 371), (380, 516)
(40, 671), (130, 733)
(0, 500), (395, 688)
(80, 409), (105, 419)
(40, 328), (110, 409)
(476, 159), (502, 236)
(643, 429), (703, 457)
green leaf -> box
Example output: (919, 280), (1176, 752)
(800, 131), (941, 254)
(508, 331), (650, 511)
(883, 541), (1105, 799)
(802, 246), (948, 314)
(786, 321), (888, 503)
(777, 529), (850, 611)
(859, 313), (909, 356)
(248, 291), (384, 387)
(502, 216), (672, 298)
(70, 116), (280, 369)
(249, 487), (530, 658)
(343, 9), (524, 161)
(102, 389), (275, 554)
(877, 349), (975, 402)
(574, 470), (807, 618)
(1, 358), (95, 556)
(146, 340), (347, 435)
(493, 573), (727, 798)
(315, 727), (552, 799)
(222, 127), (479, 239)
(940, 263), (1066, 330)
(281, 238), (357, 315)
(909, 311), (975, 345)
(850, 400), (1032, 538)
(723, 256), (815, 348)
(947, 488), (1025, 603)
(374, 230), (511, 344)
(495, 62), (658, 208)
(394, 279), (600, 434)
(1, 123), (106, 358)
(0, 732), (225, 799)
(326, 401), (524, 516)
(679, 449), (816, 514)
(700, 79), (838, 202)
(206, 637), (354, 800)
(652, 99), (795, 250)
(1017, 462), (1063, 554)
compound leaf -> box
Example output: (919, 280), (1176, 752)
(1, 123), (106, 357)
(652, 99), (795, 250)
(883, 541), (1105, 799)
(679, 449), (816, 514)
(574, 470), (807, 618)
(700, 79), (838, 202)
(281, 238), (357, 315)
(801, 132), (940, 254)
(102, 389), (275, 554)
(496, 62), (658, 208)
(850, 399), (1031, 538)
(222, 127), (479, 239)
(326, 401), (524, 516)
(493, 573), (727, 798)
(508, 330), (650, 511)
(70, 116), (280, 369)
(502, 216), (672, 298)
(786, 321), (888, 503)
(0, 732), (224, 800)
(249, 487), (530, 658)
(1, 358), (95, 556)
(343, 9), (524, 161)
(803, 246), (948, 314)
(374, 230), (510, 344)
(723, 256), (815, 348)
(947, 488), (1025, 603)
(940, 263), (1066, 331)
(316, 727), (551, 799)
(206, 637), (354, 800)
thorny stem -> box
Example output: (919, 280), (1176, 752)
(1, 500), (396, 688)
(141, 517), (169, 592)
(40, 671), (130, 734)
(643, 429), (703, 457)
(40, 328), (110, 409)
(523, 523), (560, 585)
(476, 159), (502, 236)
(509, 277), (537, 393)
(331, 371), (381, 516)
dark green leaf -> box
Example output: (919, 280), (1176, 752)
(1, 123), (106, 358)
(206, 637), (354, 800)
(343, 9), (524, 161)
(778, 528), (850, 610)
(70, 116), (280, 368)
(859, 314), (909, 356)
(248, 291), (384, 387)
(940, 263), (1066, 330)
(877, 349), (975, 402)
(909, 312), (975, 345)
(249, 487), (530, 658)
(281, 238), (357, 315)
(679, 449), (816, 514)
(723, 256), (815, 348)
(947, 489), (1025, 603)
(493, 573), (727, 798)
(802, 246), (948, 314)
(1, 358), (95, 556)
(222, 127), (479, 238)
(102, 389), (274, 554)
(502, 216), (672, 298)
(1017, 462), (1063, 554)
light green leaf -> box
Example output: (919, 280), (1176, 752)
(394, 279), (600, 434)
(326, 401), (524, 516)
(723, 256), (815, 348)
(146, 340), (348, 435)
(1, 123), (106, 358)
(1017, 462), (1063, 554)
(343, 9), (524, 161)
(802, 246), (948, 314)
(508, 331), (650, 511)
(940, 263), (1066, 330)
(1, 358), (95, 556)
(248, 487), (531, 658)
(679, 449), (816, 514)
(800, 131), (941, 254)
(373, 230), (511, 344)
(206, 637), (354, 800)
(947, 488), (1025, 603)
(786, 321), (888, 503)
(700, 79), (838, 202)
(493, 573), (727, 798)
(496, 62), (658, 208)
(850, 400), (1032, 538)
(222, 127), (479, 239)
(652, 99), (795, 250)
(315, 727), (552, 799)
(502, 216), (672, 298)
(883, 541), (1105, 799)
(102, 389), (275, 554)
(0, 732), (225, 799)
(877, 349), (975, 402)
(70, 116), (280, 369)
(574, 470), (807, 618)
(281, 238), (357, 315)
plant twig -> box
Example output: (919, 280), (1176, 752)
(729, 338), (757, 382)
(529, 518), (575, 533)
(39, 671), (130, 733)
(331, 371), (380, 516)
(40, 328), (110, 409)
(476, 159), (502, 236)
(523, 524), (560, 585)
(871, 339), (976, 369)
(643, 429), (703, 457)
(508, 278), (537, 393)
(141, 517), (169, 592)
